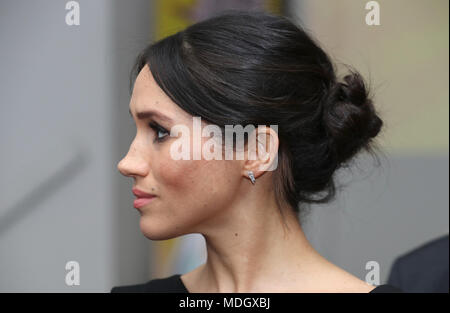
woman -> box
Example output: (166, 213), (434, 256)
(113, 11), (401, 293)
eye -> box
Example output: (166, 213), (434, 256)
(149, 122), (169, 142)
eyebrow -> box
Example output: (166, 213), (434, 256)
(129, 108), (173, 123)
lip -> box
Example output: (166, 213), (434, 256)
(132, 187), (156, 198)
(133, 197), (155, 209)
(132, 187), (156, 209)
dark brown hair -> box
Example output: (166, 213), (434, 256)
(130, 10), (384, 219)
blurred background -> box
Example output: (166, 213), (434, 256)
(0, 0), (448, 292)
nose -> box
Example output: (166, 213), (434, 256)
(117, 156), (131, 177)
(117, 145), (148, 178)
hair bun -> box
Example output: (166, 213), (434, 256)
(323, 69), (383, 165)
(339, 70), (367, 107)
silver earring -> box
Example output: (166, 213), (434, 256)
(247, 171), (256, 185)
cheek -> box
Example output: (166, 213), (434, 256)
(158, 159), (197, 190)
(139, 136), (241, 239)
(154, 149), (239, 215)
(157, 157), (220, 201)
(154, 137), (233, 199)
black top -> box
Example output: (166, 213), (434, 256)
(111, 274), (403, 293)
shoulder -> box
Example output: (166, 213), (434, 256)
(110, 274), (186, 293)
(394, 235), (448, 268)
(314, 262), (382, 293)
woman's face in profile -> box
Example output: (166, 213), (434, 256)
(117, 65), (243, 240)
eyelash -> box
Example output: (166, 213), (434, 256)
(148, 122), (169, 143)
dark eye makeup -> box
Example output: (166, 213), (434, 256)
(148, 121), (169, 142)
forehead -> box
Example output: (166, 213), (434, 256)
(131, 65), (166, 107)
(130, 65), (192, 121)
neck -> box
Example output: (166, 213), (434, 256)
(193, 179), (325, 292)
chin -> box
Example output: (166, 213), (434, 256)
(139, 216), (185, 240)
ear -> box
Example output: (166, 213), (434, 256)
(242, 125), (279, 182)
